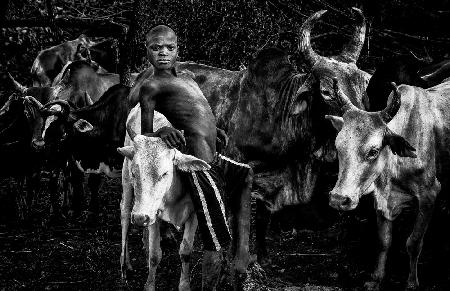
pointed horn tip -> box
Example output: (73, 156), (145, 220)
(390, 82), (397, 88)
(309, 10), (327, 20)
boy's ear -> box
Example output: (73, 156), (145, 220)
(325, 115), (344, 132)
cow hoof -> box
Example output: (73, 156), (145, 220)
(233, 271), (247, 291)
(256, 254), (271, 267)
(405, 282), (419, 291)
(48, 212), (66, 226)
(120, 265), (134, 282)
(178, 280), (190, 291)
(364, 280), (380, 291)
(84, 212), (99, 226)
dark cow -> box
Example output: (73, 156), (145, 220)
(326, 79), (450, 290)
(128, 8), (371, 262)
(31, 34), (103, 87)
(367, 56), (450, 111)
(0, 94), (45, 220)
(34, 84), (130, 219)
(10, 60), (126, 220)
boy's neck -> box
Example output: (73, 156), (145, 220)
(153, 67), (178, 77)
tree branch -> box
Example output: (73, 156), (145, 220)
(1, 17), (128, 37)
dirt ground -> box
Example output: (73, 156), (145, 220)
(1, 175), (450, 291)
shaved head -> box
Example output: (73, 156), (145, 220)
(146, 25), (177, 45)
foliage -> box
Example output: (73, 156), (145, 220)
(0, 0), (449, 97)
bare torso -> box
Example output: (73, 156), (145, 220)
(136, 72), (217, 163)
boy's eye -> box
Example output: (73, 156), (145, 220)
(168, 46), (176, 51)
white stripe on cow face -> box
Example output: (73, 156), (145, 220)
(42, 104), (62, 140)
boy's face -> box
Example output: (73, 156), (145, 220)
(146, 31), (178, 71)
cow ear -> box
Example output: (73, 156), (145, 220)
(325, 115), (344, 132)
(383, 128), (417, 158)
(117, 146), (135, 159)
(173, 150), (211, 172)
(73, 119), (94, 133)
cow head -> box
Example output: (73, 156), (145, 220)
(298, 8), (370, 114)
(118, 125), (210, 226)
(0, 93), (45, 150)
(326, 79), (416, 211)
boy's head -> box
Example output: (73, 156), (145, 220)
(145, 25), (178, 71)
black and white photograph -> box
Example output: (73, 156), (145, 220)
(0, 0), (450, 290)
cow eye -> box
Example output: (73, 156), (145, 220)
(159, 172), (168, 180)
(366, 148), (379, 160)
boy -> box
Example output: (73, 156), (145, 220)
(129, 25), (252, 288)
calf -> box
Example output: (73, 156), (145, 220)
(118, 105), (251, 290)
(326, 79), (450, 290)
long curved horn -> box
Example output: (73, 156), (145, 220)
(7, 73), (27, 94)
(340, 7), (366, 63)
(332, 78), (357, 113)
(24, 96), (44, 110)
(379, 82), (401, 123)
(126, 123), (136, 141)
(299, 10), (327, 67)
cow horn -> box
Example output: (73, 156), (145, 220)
(126, 123), (136, 141)
(42, 100), (72, 116)
(340, 7), (366, 63)
(24, 96), (44, 110)
(299, 10), (327, 67)
(332, 78), (356, 113)
(379, 82), (401, 123)
(85, 91), (94, 105)
(7, 72), (27, 94)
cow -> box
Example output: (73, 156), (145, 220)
(31, 34), (103, 87)
(32, 84), (130, 221)
(0, 93), (45, 221)
(127, 8), (371, 262)
(118, 104), (251, 290)
(326, 78), (450, 290)
(367, 55), (450, 111)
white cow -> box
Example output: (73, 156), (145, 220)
(118, 105), (210, 291)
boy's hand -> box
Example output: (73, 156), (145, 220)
(155, 126), (186, 149)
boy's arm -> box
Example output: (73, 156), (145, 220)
(139, 80), (186, 149)
(139, 80), (157, 135)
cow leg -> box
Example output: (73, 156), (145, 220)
(144, 221), (161, 291)
(68, 160), (85, 219)
(120, 179), (134, 280)
(256, 198), (271, 264)
(405, 188), (437, 290)
(179, 213), (198, 291)
(231, 168), (252, 290)
(364, 212), (392, 291)
(26, 171), (40, 215)
(86, 173), (103, 224)
(48, 169), (65, 223)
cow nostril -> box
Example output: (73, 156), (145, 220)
(32, 139), (45, 150)
(142, 215), (150, 227)
(131, 214), (150, 226)
(343, 196), (352, 207)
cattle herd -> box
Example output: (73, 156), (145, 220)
(2, 7), (450, 291)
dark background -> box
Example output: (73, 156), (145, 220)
(0, 1), (450, 290)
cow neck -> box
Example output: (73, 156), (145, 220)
(73, 85), (129, 126)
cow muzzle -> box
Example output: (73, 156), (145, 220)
(329, 191), (356, 211)
(131, 213), (157, 227)
(31, 138), (45, 151)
